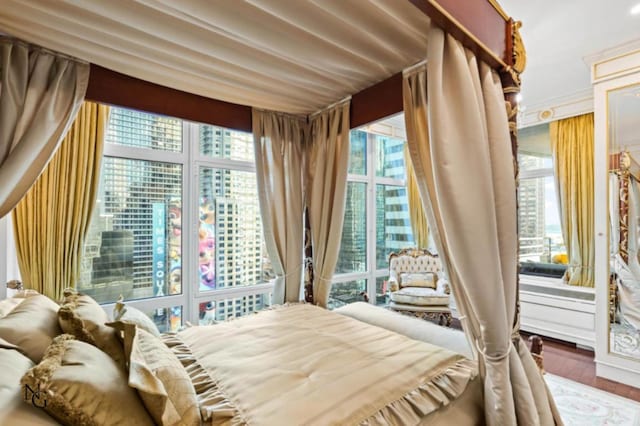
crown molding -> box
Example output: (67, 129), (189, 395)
(518, 88), (593, 129)
(584, 38), (640, 69)
(585, 38), (640, 84)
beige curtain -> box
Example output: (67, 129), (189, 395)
(403, 143), (429, 248)
(253, 109), (306, 304)
(551, 113), (595, 287)
(403, 26), (561, 426)
(306, 100), (350, 307)
(13, 102), (109, 300)
(0, 37), (89, 218)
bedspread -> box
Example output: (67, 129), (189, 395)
(164, 304), (478, 426)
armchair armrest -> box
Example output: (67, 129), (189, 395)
(436, 278), (450, 295)
(389, 270), (400, 292)
(388, 276), (399, 292)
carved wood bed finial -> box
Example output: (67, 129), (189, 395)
(528, 335), (545, 373)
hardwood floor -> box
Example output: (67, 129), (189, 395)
(524, 333), (640, 402)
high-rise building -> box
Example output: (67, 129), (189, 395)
(518, 155), (547, 261)
(81, 109), (268, 322)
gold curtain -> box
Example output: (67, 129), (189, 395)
(550, 113), (594, 287)
(12, 102), (109, 300)
(403, 143), (429, 248)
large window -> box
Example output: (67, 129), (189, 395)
(81, 108), (273, 330)
(330, 126), (414, 309)
(518, 124), (567, 278)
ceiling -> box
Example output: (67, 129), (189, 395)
(499, 0), (640, 112)
(0, 0), (430, 115)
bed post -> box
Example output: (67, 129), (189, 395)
(303, 209), (315, 304)
(499, 19), (542, 368)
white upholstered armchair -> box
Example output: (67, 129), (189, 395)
(388, 248), (452, 326)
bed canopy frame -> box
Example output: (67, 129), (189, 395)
(62, 0), (527, 306)
(80, 0), (525, 137)
(1, 2), (560, 424)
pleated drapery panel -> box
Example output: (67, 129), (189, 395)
(551, 113), (595, 287)
(306, 100), (350, 307)
(13, 102), (109, 301)
(402, 25), (561, 425)
(403, 143), (429, 248)
(253, 109), (306, 304)
(0, 37), (89, 218)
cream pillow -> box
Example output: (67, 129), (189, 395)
(21, 334), (154, 426)
(112, 296), (161, 337)
(400, 272), (438, 289)
(1, 342), (60, 425)
(0, 295), (62, 363)
(58, 289), (125, 368)
(117, 322), (201, 426)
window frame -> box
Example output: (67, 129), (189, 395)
(517, 139), (565, 280)
(97, 113), (274, 326)
(332, 128), (410, 306)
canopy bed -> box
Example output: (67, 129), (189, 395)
(0, 1), (562, 425)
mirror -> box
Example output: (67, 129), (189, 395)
(608, 82), (640, 359)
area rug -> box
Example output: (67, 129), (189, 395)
(545, 374), (640, 425)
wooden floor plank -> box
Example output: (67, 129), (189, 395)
(522, 333), (640, 402)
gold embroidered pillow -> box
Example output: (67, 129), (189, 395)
(21, 334), (154, 426)
(117, 322), (200, 426)
(0, 295), (62, 363)
(57, 289), (125, 368)
(399, 272), (438, 289)
(112, 296), (161, 337)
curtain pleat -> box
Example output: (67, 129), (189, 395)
(252, 109), (306, 304)
(306, 100), (350, 307)
(402, 24), (560, 425)
(12, 102), (109, 300)
(550, 113), (595, 287)
(403, 143), (429, 248)
(0, 37), (89, 218)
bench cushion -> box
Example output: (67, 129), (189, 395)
(389, 286), (450, 306)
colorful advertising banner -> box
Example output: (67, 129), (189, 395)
(152, 202), (166, 297)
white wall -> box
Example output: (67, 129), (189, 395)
(0, 214), (21, 299)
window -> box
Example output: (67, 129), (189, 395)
(517, 124), (566, 278)
(330, 124), (414, 309)
(81, 108), (273, 330)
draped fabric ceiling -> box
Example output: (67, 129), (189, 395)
(0, 0), (430, 115)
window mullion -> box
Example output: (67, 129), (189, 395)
(367, 133), (377, 304)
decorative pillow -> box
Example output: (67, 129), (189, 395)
(57, 289), (125, 368)
(399, 272), (437, 289)
(115, 322), (201, 426)
(1, 342), (60, 425)
(0, 295), (62, 363)
(111, 296), (161, 337)
(21, 334), (154, 426)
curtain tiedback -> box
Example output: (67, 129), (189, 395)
(550, 113), (595, 287)
(403, 25), (560, 425)
(13, 102), (109, 300)
(403, 143), (429, 248)
(252, 109), (306, 304)
(0, 37), (89, 218)
(306, 100), (350, 307)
